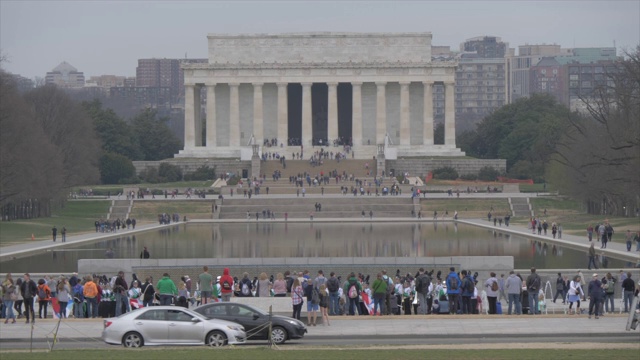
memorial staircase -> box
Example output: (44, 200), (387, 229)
(218, 196), (412, 219)
(260, 159), (376, 180)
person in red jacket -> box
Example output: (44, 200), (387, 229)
(36, 279), (51, 319)
(219, 268), (234, 302)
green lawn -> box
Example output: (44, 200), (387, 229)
(420, 199), (511, 218)
(1, 348), (637, 360)
(129, 200), (215, 222)
(519, 183), (556, 193)
(0, 200), (110, 246)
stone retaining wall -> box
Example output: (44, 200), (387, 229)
(132, 158), (251, 177)
(387, 158), (507, 177)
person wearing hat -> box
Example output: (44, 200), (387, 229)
(587, 273), (603, 319)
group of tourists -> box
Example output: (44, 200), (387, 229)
(3, 266), (637, 324)
(93, 218), (136, 233)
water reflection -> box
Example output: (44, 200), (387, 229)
(1, 223), (627, 273)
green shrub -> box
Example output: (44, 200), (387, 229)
(478, 166), (500, 181)
(226, 176), (239, 186)
(184, 165), (216, 181)
(99, 152), (135, 185)
(432, 166), (459, 180)
(139, 167), (160, 183)
(460, 173), (478, 181)
(158, 163), (183, 182)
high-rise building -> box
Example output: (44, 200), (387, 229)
(506, 44), (571, 103)
(45, 61), (85, 88)
(529, 47), (618, 110)
(136, 58), (206, 105)
(454, 36), (509, 130)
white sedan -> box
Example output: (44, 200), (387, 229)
(102, 306), (246, 348)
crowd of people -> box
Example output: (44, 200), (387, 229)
(93, 218), (137, 233)
(4, 266), (636, 324)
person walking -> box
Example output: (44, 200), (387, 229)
(568, 275), (584, 315)
(484, 272), (499, 315)
(505, 271), (522, 315)
(525, 268), (541, 315)
(156, 273), (178, 306)
(198, 266), (213, 304)
(587, 243), (598, 270)
(587, 273), (603, 319)
(291, 278), (303, 320)
(20, 274), (37, 323)
(553, 273), (566, 304)
(83, 276), (99, 318)
(140, 247), (150, 259)
(56, 278), (71, 318)
(371, 273), (387, 316)
(2, 283), (17, 324)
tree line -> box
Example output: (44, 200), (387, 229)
(0, 70), (182, 220)
(458, 46), (639, 216)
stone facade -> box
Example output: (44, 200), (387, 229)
(132, 158), (251, 178)
(178, 32), (465, 161)
(388, 158), (507, 177)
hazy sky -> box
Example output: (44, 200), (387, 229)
(1, 0), (638, 79)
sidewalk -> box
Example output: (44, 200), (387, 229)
(458, 219), (640, 263)
(0, 314), (633, 342)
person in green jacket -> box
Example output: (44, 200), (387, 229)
(343, 272), (362, 316)
(156, 273), (178, 306)
(371, 273), (387, 316)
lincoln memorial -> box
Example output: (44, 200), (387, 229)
(177, 32), (465, 160)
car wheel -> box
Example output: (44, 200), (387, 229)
(122, 332), (144, 348)
(206, 330), (228, 347)
(270, 326), (287, 344)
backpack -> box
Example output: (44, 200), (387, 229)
(222, 279), (232, 291)
(448, 275), (459, 291)
(241, 281), (250, 296)
(417, 275), (430, 293)
(491, 280), (499, 292)
(37, 286), (47, 300)
(530, 275), (540, 291)
(311, 287), (320, 304)
(348, 284), (358, 299)
(326, 277), (339, 292)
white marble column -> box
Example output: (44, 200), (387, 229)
(423, 81), (434, 146)
(194, 85), (202, 147)
(184, 84), (195, 150)
(327, 82), (338, 145)
(252, 83), (263, 145)
(444, 81), (456, 146)
(206, 84), (216, 148)
(399, 81), (410, 146)
(375, 81), (387, 144)
(302, 82), (312, 147)
(277, 83), (288, 146)
(229, 83), (240, 147)
(351, 82), (362, 146)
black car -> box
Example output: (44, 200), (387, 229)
(193, 303), (307, 344)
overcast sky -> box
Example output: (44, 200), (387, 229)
(1, 1), (638, 79)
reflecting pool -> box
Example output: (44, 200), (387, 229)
(1, 222), (628, 273)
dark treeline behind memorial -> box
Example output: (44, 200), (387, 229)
(0, 70), (182, 220)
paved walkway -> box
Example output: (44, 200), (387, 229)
(0, 314), (634, 343)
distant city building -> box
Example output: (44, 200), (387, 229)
(506, 44), (571, 103)
(45, 61), (85, 88)
(433, 36), (509, 131)
(455, 36), (508, 130)
(529, 47), (619, 111)
(109, 86), (173, 107)
(86, 75), (135, 89)
(136, 58), (206, 104)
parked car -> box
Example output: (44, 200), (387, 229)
(102, 306), (246, 348)
(193, 302), (307, 344)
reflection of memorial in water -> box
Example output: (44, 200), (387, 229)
(0, 223), (629, 273)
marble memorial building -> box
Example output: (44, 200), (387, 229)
(178, 32), (465, 160)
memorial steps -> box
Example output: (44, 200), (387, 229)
(218, 196), (412, 219)
(260, 158), (377, 180)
